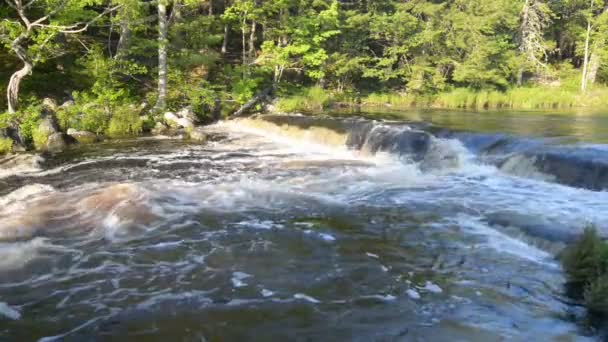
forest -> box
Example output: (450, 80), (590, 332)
(2, 0), (608, 152)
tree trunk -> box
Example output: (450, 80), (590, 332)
(242, 13), (248, 77)
(114, 19), (131, 59)
(222, 24), (229, 55)
(587, 50), (601, 85)
(249, 20), (257, 62)
(155, 1), (169, 110)
(581, 19), (592, 92)
(7, 62), (32, 114)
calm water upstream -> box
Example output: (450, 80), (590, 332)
(0, 111), (607, 341)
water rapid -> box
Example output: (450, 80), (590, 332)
(0, 114), (605, 340)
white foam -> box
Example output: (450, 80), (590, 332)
(406, 289), (421, 300)
(0, 154), (44, 179)
(294, 293), (321, 303)
(455, 215), (554, 265)
(0, 238), (56, 271)
(261, 289), (274, 297)
(231, 271), (252, 288)
(0, 302), (21, 320)
(0, 184), (55, 207)
(418, 281), (443, 294)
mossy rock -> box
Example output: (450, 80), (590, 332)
(68, 131), (98, 144)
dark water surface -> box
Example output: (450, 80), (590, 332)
(0, 113), (606, 341)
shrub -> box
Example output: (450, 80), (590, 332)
(56, 92), (111, 134)
(585, 275), (608, 316)
(561, 227), (608, 320)
(0, 138), (12, 154)
(106, 104), (143, 138)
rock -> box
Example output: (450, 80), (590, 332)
(68, 130), (97, 144)
(67, 128), (77, 135)
(60, 100), (75, 108)
(164, 112), (194, 129)
(37, 116), (59, 137)
(42, 98), (58, 112)
(188, 127), (207, 142)
(46, 133), (68, 153)
(151, 122), (169, 135)
(176, 106), (198, 123)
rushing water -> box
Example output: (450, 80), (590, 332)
(0, 112), (607, 340)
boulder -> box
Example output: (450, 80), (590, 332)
(68, 130), (97, 144)
(38, 116), (59, 137)
(189, 127), (207, 142)
(176, 106), (198, 123)
(164, 112), (194, 129)
(46, 133), (68, 153)
(42, 98), (58, 112)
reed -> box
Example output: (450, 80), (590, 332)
(361, 87), (608, 110)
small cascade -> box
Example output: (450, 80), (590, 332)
(232, 115), (471, 172)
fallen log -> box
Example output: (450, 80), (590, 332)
(229, 87), (273, 119)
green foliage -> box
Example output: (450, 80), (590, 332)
(4, 0), (608, 127)
(0, 138), (12, 155)
(56, 93), (110, 134)
(15, 104), (42, 146)
(561, 227), (608, 319)
(276, 87), (333, 112)
(106, 104), (143, 138)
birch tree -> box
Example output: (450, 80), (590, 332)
(0, 0), (120, 113)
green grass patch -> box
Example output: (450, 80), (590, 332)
(277, 87), (334, 112)
(357, 87), (608, 110)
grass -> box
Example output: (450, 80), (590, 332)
(276, 86), (608, 112)
(561, 228), (608, 320)
(360, 87), (608, 110)
(276, 87), (334, 112)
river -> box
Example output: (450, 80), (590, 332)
(0, 111), (606, 340)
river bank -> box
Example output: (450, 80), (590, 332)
(275, 86), (608, 113)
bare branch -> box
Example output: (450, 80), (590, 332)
(31, 5), (123, 34)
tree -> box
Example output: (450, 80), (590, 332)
(581, 0), (595, 92)
(155, 0), (169, 110)
(517, 0), (552, 84)
(0, 0), (120, 113)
